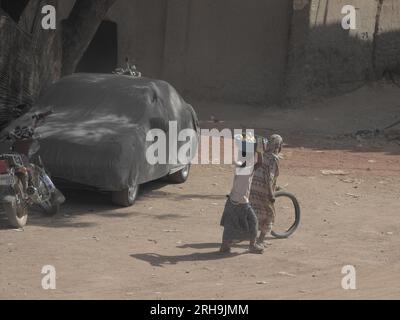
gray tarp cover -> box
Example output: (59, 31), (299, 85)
(34, 73), (199, 191)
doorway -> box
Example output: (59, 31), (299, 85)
(0, 0), (30, 22)
(76, 20), (118, 74)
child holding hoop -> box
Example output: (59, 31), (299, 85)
(250, 134), (283, 246)
(219, 133), (265, 254)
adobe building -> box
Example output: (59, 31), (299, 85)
(56, 0), (293, 105)
(1, 0), (400, 107)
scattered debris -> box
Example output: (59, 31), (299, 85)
(321, 170), (349, 176)
(277, 271), (296, 277)
(340, 178), (363, 184)
(299, 290), (311, 294)
(277, 183), (289, 190)
(344, 124), (400, 145)
(163, 229), (181, 233)
(384, 119), (400, 130)
(334, 201), (341, 206)
(355, 129), (381, 139)
(82, 236), (100, 241)
(345, 193), (361, 199)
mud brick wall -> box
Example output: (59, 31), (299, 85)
(285, 0), (400, 105)
(161, 0), (293, 105)
(374, 0), (400, 74)
(2, 0), (400, 108)
(58, 0), (400, 105)
(58, 0), (293, 105)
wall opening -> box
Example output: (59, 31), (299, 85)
(0, 0), (30, 23)
(76, 20), (118, 74)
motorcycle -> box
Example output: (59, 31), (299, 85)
(0, 109), (65, 228)
(113, 57), (142, 78)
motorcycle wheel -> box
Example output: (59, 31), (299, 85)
(3, 177), (28, 228)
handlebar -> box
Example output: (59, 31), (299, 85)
(32, 110), (53, 128)
(0, 109), (53, 142)
(33, 110), (53, 121)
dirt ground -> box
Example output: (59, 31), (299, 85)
(0, 83), (399, 300)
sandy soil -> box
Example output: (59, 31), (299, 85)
(0, 83), (399, 300)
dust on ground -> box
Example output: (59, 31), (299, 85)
(0, 83), (399, 299)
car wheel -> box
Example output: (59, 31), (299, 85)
(168, 164), (190, 184)
(111, 183), (139, 207)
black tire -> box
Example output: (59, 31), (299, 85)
(39, 175), (61, 216)
(3, 177), (28, 228)
(111, 183), (139, 207)
(168, 164), (190, 184)
(271, 191), (301, 239)
(40, 196), (60, 216)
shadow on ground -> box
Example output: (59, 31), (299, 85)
(176, 241), (277, 250)
(131, 250), (243, 267)
(0, 178), (197, 230)
(131, 241), (270, 267)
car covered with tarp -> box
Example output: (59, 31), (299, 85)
(33, 73), (199, 206)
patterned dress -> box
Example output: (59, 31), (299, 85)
(220, 199), (258, 242)
(249, 152), (280, 233)
(220, 166), (258, 242)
